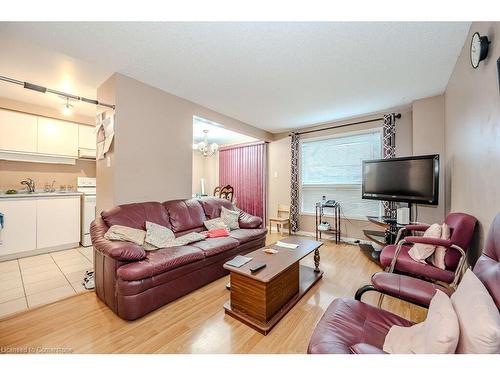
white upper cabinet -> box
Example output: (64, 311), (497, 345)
(78, 124), (96, 150)
(37, 117), (79, 157)
(0, 108), (38, 153)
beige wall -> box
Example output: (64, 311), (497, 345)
(444, 22), (500, 262)
(267, 109), (413, 239)
(0, 96), (96, 192)
(97, 73), (269, 213)
(192, 150), (219, 195)
(0, 159), (95, 191)
(412, 95), (445, 224)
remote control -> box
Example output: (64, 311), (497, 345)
(250, 263), (266, 273)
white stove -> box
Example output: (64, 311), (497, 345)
(77, 177), (96, 247)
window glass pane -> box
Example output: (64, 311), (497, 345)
(301, 131), (381, 185)
(300, 130), (382, 219)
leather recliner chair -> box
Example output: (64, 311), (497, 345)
(307, 213), (499, 354)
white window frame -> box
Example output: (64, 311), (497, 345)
(299, 127), (383, 220)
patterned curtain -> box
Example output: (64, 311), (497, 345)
(290, 132), (300, 232)
(382, 113), (398, 218)
(219, 142), (267, 221)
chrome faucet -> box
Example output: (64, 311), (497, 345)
(20, 178), (35, 193)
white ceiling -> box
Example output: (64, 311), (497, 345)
(193, 116), (257, 145)
(0, 22), (470, 132)
(0, 33), (112, 118)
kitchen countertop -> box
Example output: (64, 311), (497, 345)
(0, 191), (83, 199)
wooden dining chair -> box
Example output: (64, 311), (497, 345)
(269, 204), (291, 235)
(213, 185), (234, 202)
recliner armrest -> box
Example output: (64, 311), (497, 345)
(238, 211), (263, 229)
(349, 343), (387, 354)
(371, 272), (453, 308)
(404, 236), (453, 248)
(405, 223), (431, 232)
(90, 217), (146, 262)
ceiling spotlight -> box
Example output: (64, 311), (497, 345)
(62, 97), (73, 116)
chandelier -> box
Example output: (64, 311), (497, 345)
(195, 129), (219, 157)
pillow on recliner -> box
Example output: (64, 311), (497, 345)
(408, 223), (442, 263)
(383, 290), (459, 354)
(451, 269), (500, 353)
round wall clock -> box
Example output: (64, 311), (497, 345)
(470, 32), (489, 69)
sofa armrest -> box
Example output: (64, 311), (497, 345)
(404, 236), (452, 248)
(238, 211), (263, 229)
(372, 272), (453, 308)
(90, 217), (146, 262)
(349, 343), (387, 354)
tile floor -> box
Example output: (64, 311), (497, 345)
(0, 246), (93, 319)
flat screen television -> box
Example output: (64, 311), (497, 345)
(362, 154), (439, 205)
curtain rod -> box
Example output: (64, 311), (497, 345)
(0, 74), (115, 110)
(289, 113), (401, 136)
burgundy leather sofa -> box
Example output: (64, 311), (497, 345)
(90, 197), (266, 320)
(307, 213), (500, 354)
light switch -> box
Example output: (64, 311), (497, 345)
(273, 171), (278, 178)
(106, 156), (111, 167)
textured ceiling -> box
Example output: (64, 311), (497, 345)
(0, 22), (470, 132)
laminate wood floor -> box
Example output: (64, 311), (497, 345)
(0, 233), (426, 353)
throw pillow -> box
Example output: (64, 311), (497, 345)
(145, 221), (175, 248)
(383, 290), (459, 354)
(206, 228), (230, 238)
(221, 206), (240, 230)
(204, 217), (229, 230)
(408, 223), (442, 263)
(104, 225), (146, 245)
(451, 269), (500, 353)
(431, 223), (451, 270)
(173, 232), (206, 246)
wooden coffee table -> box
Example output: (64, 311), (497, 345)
(223, 237), (323, 335)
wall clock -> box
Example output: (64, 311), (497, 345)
(470, 32), (490, 69)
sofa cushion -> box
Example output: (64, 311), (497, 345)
(221, 206), (240, 230)
(238, 211), (263, 229)
(307, 298), (413, 354)
(163, 199), (206, 234)
(380, 244), (455, 284)
(198, 197), (234, 219)
(116, 246), (205, 281)
(191, 237), (240, 257)
(229, 228), (267, 244)
(102, 202), (171, 230)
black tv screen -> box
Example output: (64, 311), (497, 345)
(362, 155), (439, 205)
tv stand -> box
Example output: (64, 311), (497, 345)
(360, 215), (405, 266)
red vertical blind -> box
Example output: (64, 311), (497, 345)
(219, 141), (266, 221)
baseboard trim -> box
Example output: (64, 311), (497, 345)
(0, 242), (81, 262)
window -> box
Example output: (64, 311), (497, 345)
(300, 130), (382, 219)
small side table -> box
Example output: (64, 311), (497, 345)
(315, 202), (341, 244)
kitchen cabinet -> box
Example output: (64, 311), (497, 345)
(0, 108), (38, 153)
(78, 124), (97, 158)
(36, 196), (80, 250)
(0, 199), (37, 257)
(78, 124), (96, 150)
(37, 117), (79, 157)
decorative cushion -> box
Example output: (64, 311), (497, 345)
(206, 228), (230, 238)
(173, 231), (206, 246)
(383, 290), (459, 354)
(431, 223), (451, 270)
(145, 221), (175, 248)
(451, 269), (500, 353)
(204, 217), (229, 230)
(408, 223), (442, 263)
(104, 225), (146, 246)
(221, 206), (240, 230)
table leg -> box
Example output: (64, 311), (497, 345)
(314, 247), (321, 273)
